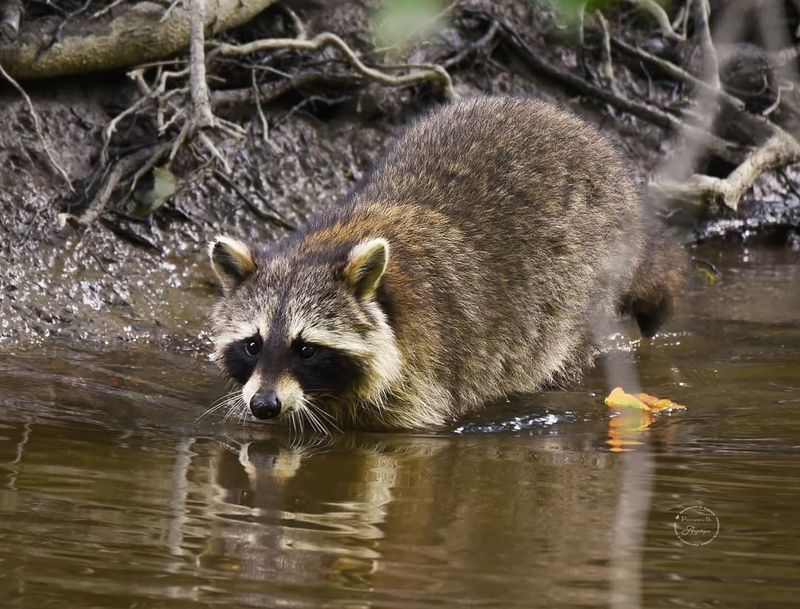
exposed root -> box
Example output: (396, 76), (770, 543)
(188, 0), (214, 130)
(594, 11), (615, 86)
(214, 31), (457, 99)
(443, 19), (499, 69)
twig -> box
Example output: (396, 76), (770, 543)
(0, 61), (73, 191)
(214, 32), (456, 99)
(0, 0), (22, 43)
(160, 0), (183, 23)
(692, 0), (720, 90)
(279, 4), (306, 40)
(670, 0), (691, 37)
(631, 0), (683, 41)
(651, 133), (800, 210)
(101, 95), (148, 163)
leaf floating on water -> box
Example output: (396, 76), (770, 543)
(604, 387), (686, 413)
(605, 387), (685, 452)
(132, 166), (177, 218)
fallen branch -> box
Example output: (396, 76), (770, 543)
(214, 31), (456, 99)
(0, 0), (277, 79)
(0, 60), (73, 191)
(651, 133), (800, 210)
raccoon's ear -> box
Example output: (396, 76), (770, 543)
(208, 235), (257, 294)
(344, 238), (389, 300)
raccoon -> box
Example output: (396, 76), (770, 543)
(208, 97), (686, 431)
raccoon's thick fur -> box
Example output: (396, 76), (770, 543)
(208, 97), (687, 431)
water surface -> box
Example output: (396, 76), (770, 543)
(1, 244), (798, 608)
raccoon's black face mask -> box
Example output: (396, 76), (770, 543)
(208, 235), (400, 427)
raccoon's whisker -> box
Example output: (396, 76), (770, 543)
(304, 400), (340, 434)
(303, 405), (328, 436)
(195, 391), (241, 422)
(221, 396), (245, 425)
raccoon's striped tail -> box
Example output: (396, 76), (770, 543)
(619, 224), (688, 338)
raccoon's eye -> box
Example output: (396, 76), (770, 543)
(298, 343), (318, 360)
(243, 337), (261, 357)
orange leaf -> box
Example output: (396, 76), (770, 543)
(605, 387), (686, 413)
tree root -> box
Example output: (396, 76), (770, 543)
(213, 31), (456, 99)
(62, 1), (457, 232)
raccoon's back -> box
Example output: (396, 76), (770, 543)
(357, 96), (641, 243)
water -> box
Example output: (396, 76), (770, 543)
(0, 244), (798, 608)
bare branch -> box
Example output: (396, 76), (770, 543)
(595, 11), (615, 85)
(610, 35), (745, 111)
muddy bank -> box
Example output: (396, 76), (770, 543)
(0, 0), (798, 351)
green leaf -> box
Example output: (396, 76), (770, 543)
(132, 166), (177, 219)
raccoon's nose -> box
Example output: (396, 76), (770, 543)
(250, 392), (281, 420)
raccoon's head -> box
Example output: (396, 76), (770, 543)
(207, 235), (401, 431)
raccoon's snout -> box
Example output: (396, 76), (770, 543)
(250, 392), (281, 419)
